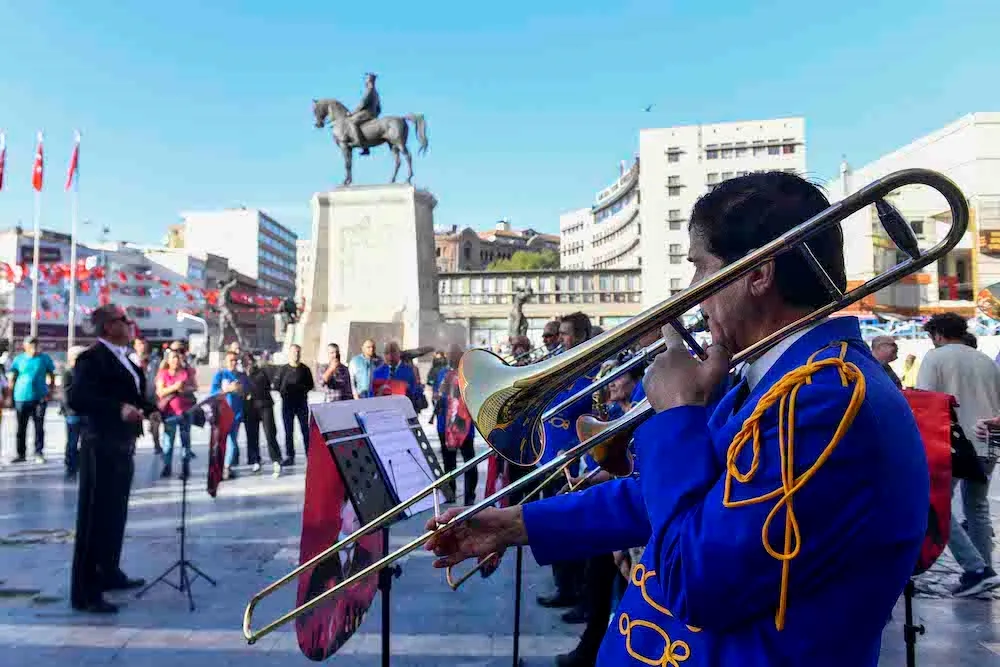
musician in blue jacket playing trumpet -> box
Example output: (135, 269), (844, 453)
(425, 172), (928, 666)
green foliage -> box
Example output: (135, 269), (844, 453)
(487, 249), (560, 271)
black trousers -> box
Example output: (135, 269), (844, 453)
(15, 399), (46, 458)
(437, 430), (478, 505)
(576, 553), (618, 654)
(245, 403), (282, 465)
(543, 479), (586, 599)
(70, 434), (135, 606)
(281, 398), (310, 460)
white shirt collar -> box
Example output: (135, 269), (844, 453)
(99, 338), (130, 357)
(741, 318), (827, 391)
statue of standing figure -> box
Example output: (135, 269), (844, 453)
(508, 286), (533, 339)
(217, 271), (247, 351)
(312, 72), (429, 186)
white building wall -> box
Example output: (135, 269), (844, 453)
(824, 112), (1000, 311)
(182, 210), (261, 280)
(559, 208), (590, 269)
(296, 238), (314, 302)
(558, 160), (641, 270)
(640, 118), (807, 306)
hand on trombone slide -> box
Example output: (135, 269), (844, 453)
(424, 506), (528, 569)
(642, 323), (731, 412)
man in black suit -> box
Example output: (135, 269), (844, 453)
(68, 304), (160, 613)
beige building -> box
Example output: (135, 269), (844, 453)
(560, 158), (641, 270)
(824, 112), (1000, 318)
(435, 220), (559, 272)
(295, 238), (314, 304)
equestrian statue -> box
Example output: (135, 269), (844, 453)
(313, 73), (428, 186)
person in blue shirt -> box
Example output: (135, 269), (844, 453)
(426, 171), (928, 667)
(348, 339), (382, 399)
(371, 341), (419, 405)
(211, 351), (249, 480)
(9, 336), (56, 464)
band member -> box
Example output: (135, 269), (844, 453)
(426, 172), (928, 665)
(69, 304), (159, 613)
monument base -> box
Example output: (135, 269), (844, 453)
(297, 184), (465, 364)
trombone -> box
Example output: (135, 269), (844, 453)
(243, 168), (969, 644)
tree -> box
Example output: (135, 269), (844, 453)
(488, 249), (560, 271)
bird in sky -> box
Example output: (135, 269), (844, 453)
(643, 104), (653, 112)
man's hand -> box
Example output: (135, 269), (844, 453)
(642, 323), (730, 412)
(423, 506), (527, 568)
(120, 403), (143, 423)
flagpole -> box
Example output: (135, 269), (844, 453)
(29, 132), (43, 340)
(67, 131), (80, 349)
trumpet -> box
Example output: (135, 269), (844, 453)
(242, 168), (969, 645)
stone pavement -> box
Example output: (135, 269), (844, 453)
(0, 405), (1000, 665)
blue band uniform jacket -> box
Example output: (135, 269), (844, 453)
(521, 317), (928, 666)
(539, 366), (602, 475)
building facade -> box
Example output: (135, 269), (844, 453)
(437, 267), (643, 349)
(435, 220), (560, 273)
(179, 208), (298, 297)
(638, 118), (807, 305)
(560, 159), (641, 270)
(824, 112), (1000, 318)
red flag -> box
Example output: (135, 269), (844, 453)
(31, 132), (43, 191)
(0, 132), (6, 191)
(207, 398), (234, 497)
(65, 131), (80, 191)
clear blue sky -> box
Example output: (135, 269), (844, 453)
(0, 0), (997, 246)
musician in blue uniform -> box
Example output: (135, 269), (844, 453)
(426, 171), (928, 666)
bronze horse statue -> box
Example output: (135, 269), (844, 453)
(313, 99), (428, 186)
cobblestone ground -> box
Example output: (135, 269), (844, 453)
(0, 402), (999, 666)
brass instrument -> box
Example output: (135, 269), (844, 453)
(243, 168), (969, 644)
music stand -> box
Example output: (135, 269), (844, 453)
(137, 408), (218, 611)
(320, 398), (439, 667)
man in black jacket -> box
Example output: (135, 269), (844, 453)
(68, 304), (160, 613)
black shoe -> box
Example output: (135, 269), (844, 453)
(555, 644), (599, 667)
(103, 577), (146, 592)
(560, 607), (588, 624)
(360, 147), (371, 155)
(537, 592), (576, 609)
(73, 599), (119, 614)
(9, 455), (26, 464)
(953, 567), (1000, 597)
(160, 465), (172, 479)
(282, 458), (295, 467)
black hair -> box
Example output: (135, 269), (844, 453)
(689, 171), (845, 309)
(560, 311), (592, 341)
(923, 312), (968, 341)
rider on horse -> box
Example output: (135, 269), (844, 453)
(346, 73), (381, 155)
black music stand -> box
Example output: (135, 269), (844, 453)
(902, 579), (923, 667)
(136, 453), (217, 610)
(325, 412), (433, 667)
(511, 546), (525, 667)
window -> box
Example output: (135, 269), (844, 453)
(668, 209), (681, 220)
(670, 278), (682, 289)
(667, 147), (681, 163)
(669, 220), (682, 231)
(783, 144), (796, 154)
(706, 173), (719, 185)
(668, 175), (680, 185)
(669, 243), (684, 264)
(721, 148), (733, 158)
(722, 171), (734, 180)
(735, 146), (747, 157)
(668, 186), (681, 197)
(753, 146), (767, 156)
(669, 243), (682, 253)
(910, 219), (924, 237)
(706, 150), (718, 160)
(768, 145), (780, 155)
(736, 170), (748, 177)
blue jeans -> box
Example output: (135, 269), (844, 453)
(162, 415), (192, 468)
(224, 414), (242, 468)
(949, 459), (996, 573)
(65, 416), (82, 472)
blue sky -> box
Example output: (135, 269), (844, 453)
(0, 0), (997, 246)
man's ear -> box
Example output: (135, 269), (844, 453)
(747, 259), (776, 298)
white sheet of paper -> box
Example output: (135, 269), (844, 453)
(357, 409), (437, 518)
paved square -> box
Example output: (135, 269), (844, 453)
(0, 403), (999, 665)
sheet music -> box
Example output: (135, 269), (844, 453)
(356, 409), (437, 518)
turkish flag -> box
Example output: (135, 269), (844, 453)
(65, 132), (80, 191)
(31, 132), (43, 191)
(207, 398), (234, 497)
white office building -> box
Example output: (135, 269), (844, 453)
(560, 159), (641, 270)
(638, 118), (807, 305)
(824, 112), (1000, 318)
(179, 208), (298, 297)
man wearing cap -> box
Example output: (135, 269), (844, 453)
(346, 72), (381, 155)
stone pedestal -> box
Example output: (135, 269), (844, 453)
(296, 184), (465, 365)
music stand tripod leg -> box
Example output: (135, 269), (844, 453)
(511, 545), (525, 667)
